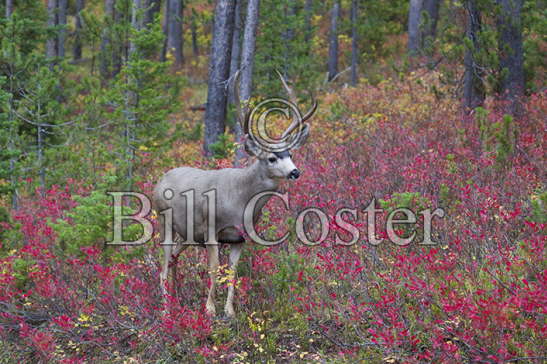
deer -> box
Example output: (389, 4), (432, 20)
(152, 72), (317, 318)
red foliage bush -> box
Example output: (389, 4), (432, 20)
(0, 85), (545, 362)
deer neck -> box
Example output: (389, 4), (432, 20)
(239, 159), (279, 194)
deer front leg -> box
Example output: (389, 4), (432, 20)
(160, 243), (173, 299)
(224, 243), (243, 318)
(205, 243), (220, 316)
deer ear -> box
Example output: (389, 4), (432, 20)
(244, 135), (264, 157)
(291, 124), (310, 150)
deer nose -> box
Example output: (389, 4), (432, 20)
(288, 169), (300, 180)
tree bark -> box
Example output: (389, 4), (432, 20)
(57, 0), (68, 58)
(166, 0), (184, 66)
(46, 0), (58, 61)
(496, 0), (524, 112)
(228, 0), (242, 105)
(282, 0), (296, 77)
(100, 0), (115, 78)
(203, 0), (236, 156)
(129, 0), (142, 56)
(421, 0), (441, 43)
(239, 0), (260, 116)
(73, 0), (85, 61)
(463, 0), (485, 110)
(327, 0), (340, 81)
(234, 0), (260, 163)
(408, 0), (423, 54)
(304, 0), (313, 43)
(350, 0), (358, 86)
(5, 0), (13, 18)
(161, 0), (170, 61)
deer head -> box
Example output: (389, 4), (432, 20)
(234, 70), (317, 180)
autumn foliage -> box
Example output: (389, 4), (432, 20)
(0, 73), (545, 362)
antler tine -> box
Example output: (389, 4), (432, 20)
(276, 70), (303, 138)
(233, 70), (249, 134)
(281, 98), (317, 138)
(275, 69), (298, 106)
(302, 97), (318, 122)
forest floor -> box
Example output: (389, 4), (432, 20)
(0, 58), (545, 363)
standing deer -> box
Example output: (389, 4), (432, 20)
(152, 72), (316, 318)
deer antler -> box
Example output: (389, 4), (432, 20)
(275, 70), (317, 138)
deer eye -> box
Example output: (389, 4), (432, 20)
(268, 157), (277, 163)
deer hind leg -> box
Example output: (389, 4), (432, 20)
(159, 217), (179, 300)
(205, 243), (220, 316)
(224, 243), (243, 318)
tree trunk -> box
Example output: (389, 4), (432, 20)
(327, 0), (340, 81)
(282, 0), (296, 77)
(166, 0), (184, 66)
(144, 0), (161, 26)
(100, 0), (115, 78)
(191, 11), (199, 56)
(350, 0), (358, 86)
(203, 0), (236, 156)
(421, 0), (441, 44)
(46, 0), (58, 61)
(234, 0), (260, 163)
(5, 0), (13, 18)
(112, 3), (124, 76)
(496, 0), (524, 113)
(408, 0), (423, 54)
(228, 0), (242, 105)
(125, 0), (143, 185)
(58, 0), (68, 58)
(129, 0), (142, 56)
(161, 0), (170, 61)
(73, 0), (85, 61)
(304, 0), (313, 43)
(463, 0), (485, 110)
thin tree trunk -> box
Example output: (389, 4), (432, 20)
(100, 0), (115, 78)
(166, 0), (184, 66)
(304, 0), (313, 43)
(191, 11), (199, 56)
(350, 0), (358, 86)
(112, 3), (125, 76)
(327, 0), (340, 81)
(46, 0), (58, 62)
(203, 0), (236, 156)
(282, 0), (296, 77)
(37, 126), (45, 193)
(463, 0), (485, 111)
(73, 0), (85, 61)
(129, 0), (142, 56)
(234, 0), (260, 164)
(421, 0), (441, 44)
(161, 0), (170, 61)
(496, 0), (524, 113)
(58, 0), (68, 58)
(125, 0), (143, 186)
(228, 0), (242, 105)
(408, 0), (423, 54)
(5, 0), (13, 18)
